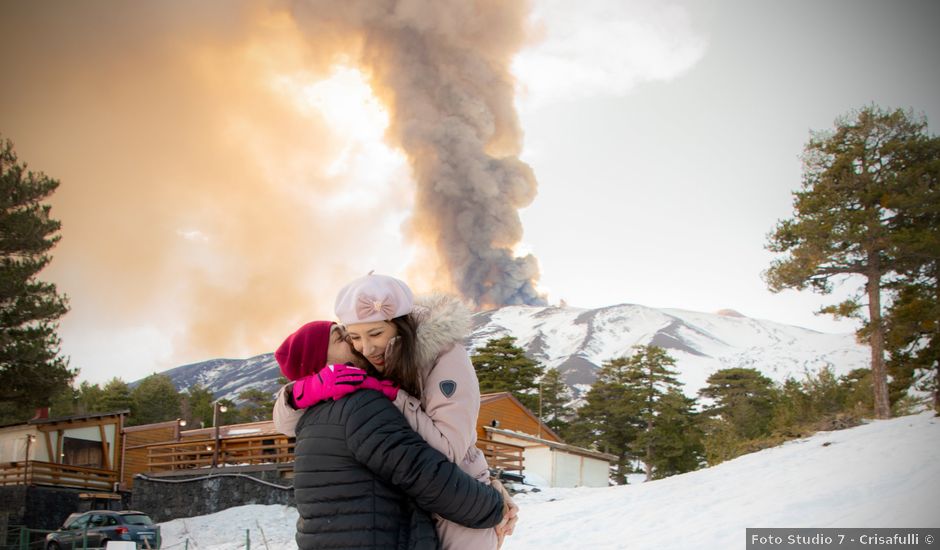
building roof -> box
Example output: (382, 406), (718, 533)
(479, 392), (563, 442)
(123, 419), (181, 433)
(484, 426), (618, 462)
(0, 410), (129, 430)
(179, 420), (284, 439)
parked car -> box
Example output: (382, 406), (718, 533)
(45, 510), (161, 550)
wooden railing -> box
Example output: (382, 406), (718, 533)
(477, 438), (525, 473)
(146, 435), (294, 471)
(142, 434), (524, 475)
(0, 460), (117, 491)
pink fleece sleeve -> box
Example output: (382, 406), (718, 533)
(272, 384), (303, 437)
(392, 344), (489, 475)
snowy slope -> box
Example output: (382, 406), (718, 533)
(157, 411), (940, 550)
(153, 303), (868, 402)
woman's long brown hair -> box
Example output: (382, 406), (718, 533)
(347, 314), (423, 399)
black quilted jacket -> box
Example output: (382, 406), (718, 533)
(293, 389), (504, 549)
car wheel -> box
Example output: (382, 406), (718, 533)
(46, 542), (60, 550)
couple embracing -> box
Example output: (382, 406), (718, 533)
(273, 272), (519, 550)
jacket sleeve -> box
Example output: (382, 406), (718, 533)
(392, 344), (483, 466)
(345, 390), (504, 529)
(272, 384), (303, 437)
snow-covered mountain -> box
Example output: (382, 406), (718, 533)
(471, 304), (869, 397)
(152, 303), (869, 402)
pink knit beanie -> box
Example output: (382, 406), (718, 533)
(274, 320), (334, 381)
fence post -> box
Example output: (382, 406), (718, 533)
(19, 527), (27, 550)
(184, 539), (189, 550)
(245, 529), (250, 550)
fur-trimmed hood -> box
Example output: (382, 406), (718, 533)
(412, 294), (473, 370)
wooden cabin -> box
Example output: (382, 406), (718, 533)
(124, 419), (293, 485)
(478, 392), (616, 487)
(0, 410), (131, 537)
(122, 419), (184, 490)
(0, 409), (127, 492)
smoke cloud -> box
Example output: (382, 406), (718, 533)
(291, 0), (548, 307)
(0, 0), (545, 380)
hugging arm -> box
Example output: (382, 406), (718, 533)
(272, 384), (303, 437)
(392, 345), (482, 464)
(345, 391), (504, 529)
(273, 364), (385, 437)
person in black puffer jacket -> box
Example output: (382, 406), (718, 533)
(293, 387), (504, 550)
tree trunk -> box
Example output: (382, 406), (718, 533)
(867, 264), (891, 419)
(934, 362), (939, 415)
(935, 269), (940, 415)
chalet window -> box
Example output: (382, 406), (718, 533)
(62, 437), (104, 468)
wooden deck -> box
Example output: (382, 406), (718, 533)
(0, 460), (118, 491)
(477, 438), (525, 473)
(145, 434), (294, 471)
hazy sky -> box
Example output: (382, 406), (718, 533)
(1, 1), (938, 385)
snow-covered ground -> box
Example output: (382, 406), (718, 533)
(158, 411), (939, 549)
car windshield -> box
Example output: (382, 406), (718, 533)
(121, 514), (154, 526)
(64, 515), (88, 530)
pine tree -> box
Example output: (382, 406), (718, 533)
(537, 367), (572, 434)
(765, 106), (936, 419)
(883, 131), (940, 412)
(99, 378), (135, 417)
(0, 138), (73, 423)
(48, 384), (80, 417)
(699, 368), (777, 439)
(620, 346), (700, 480)
(770, 377), (813, 435)
(471, 336), (542, 411)
(700, 415), (744, 466)
(566, 356), (643, 484)
(801, 366), (848, 419)
(129, 374), (181, 426)
(840, 368), (874, 417)
(182, 383), (215, 428)
(236, 388), (275, 423)
(637, 388), (703, 478)
(772, 368), (873, 436)
(49, 381), (108, 417)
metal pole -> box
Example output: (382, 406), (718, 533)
(245, 529), (250, 550)
(23, 435), (33, 485)
(537, 381), (543, 439)
(212, 402), (220, 467)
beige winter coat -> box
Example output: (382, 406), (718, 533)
(273, 294), (496, 550)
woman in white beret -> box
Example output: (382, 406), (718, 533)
(274, 272), (518, 549)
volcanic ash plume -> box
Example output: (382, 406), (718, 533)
(293, 0), (548, 307)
